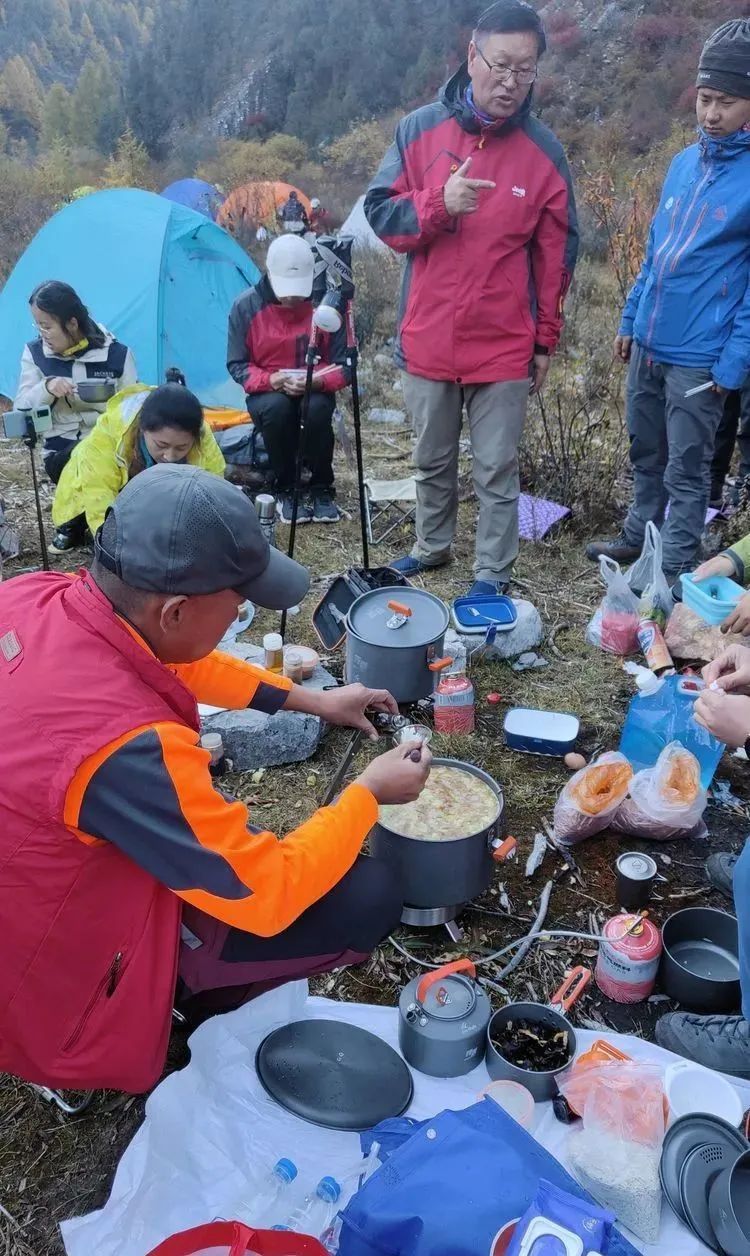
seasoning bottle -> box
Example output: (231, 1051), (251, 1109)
(283, 648), (305, 684)
(637, 618), (674, 675)
(200, 732), (226, 778)
(434, 667), (475, 734)
(263, 631), (284, 674)
(255, 493), (276, 548)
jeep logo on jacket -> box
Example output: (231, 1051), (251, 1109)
(364, 66), (578, 383)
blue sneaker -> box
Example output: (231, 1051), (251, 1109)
(390, 554), (447, 577)
(467, 580), (510, 597)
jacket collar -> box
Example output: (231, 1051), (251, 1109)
(439, 62), (533, 137)
(699, 126), (750, 161)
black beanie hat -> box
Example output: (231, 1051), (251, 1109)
(697, 19), (750, 100)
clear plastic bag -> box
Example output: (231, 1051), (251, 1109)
(553, 752), (633, 846)
(611, 741), (707, 841)
(586, 556), (641, 654)
(627, 521), (673, 628)
(559, 1063), (667, 1244)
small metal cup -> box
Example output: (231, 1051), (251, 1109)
(392, 723), (433, 747)
(616, 851), (657, 909)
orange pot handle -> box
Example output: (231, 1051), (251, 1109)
(387, 600), (412, 616)
(417, 958), (476, 1004)
(549, 966), (591, 1014)
(428, 656), (453, 672)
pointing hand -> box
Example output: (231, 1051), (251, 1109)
(443, 157), (496, 217)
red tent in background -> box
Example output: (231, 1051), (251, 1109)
(218, 181), (312, 234)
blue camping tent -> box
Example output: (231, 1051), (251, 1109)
(161, 177), (224, 220)
(0, 188), (259, 408)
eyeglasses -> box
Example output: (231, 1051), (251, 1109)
(475, 45), (538, 85)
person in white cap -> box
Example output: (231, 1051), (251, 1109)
(225, 235), (348, 523)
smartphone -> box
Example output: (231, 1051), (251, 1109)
(1, 406), (53, 438)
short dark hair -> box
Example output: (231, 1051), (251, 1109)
(138, 383), (203, 439)
(29, 280), (106, 350)
(474, 1), (547, 56)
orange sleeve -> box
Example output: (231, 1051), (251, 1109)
(65, 721), (377, 936)
(171, 649), (292, 712)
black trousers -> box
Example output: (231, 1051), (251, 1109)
(248, 390), (335, 493)
(711, 386), (750, 500)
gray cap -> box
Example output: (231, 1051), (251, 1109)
(697, 19), (750, 100)
(94, 464), (310, 610)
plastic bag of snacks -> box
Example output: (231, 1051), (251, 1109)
(627, 521), (673, 628)
(612, 741), (707, 841)
(553, 752), (633, 846)
(586, 557), (641, 654)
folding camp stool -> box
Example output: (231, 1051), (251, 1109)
(363, 476), (417, 545)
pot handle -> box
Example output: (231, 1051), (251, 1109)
(387, 600), (412, 617)
(417, 959), (476, 1004)
(428, 656), (453, 673)
(548, 965), (591, 1014)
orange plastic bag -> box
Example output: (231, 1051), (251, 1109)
(553, 752), (633, 846)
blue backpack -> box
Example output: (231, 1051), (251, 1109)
(337, 1100), (642, 1256)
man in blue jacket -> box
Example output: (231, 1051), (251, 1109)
(587, 19), (750, 584)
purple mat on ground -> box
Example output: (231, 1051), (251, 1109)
(518, 493), (570, 540)
(664, 503), (719, 524)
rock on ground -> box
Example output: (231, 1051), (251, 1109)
(200, 641), (337, 770)
(447, 598), (543, 660)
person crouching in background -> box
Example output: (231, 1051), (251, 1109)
(51, 383), (224, 551)
(225, 235), (348, 524)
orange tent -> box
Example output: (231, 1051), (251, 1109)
(218, 181), (312, 232)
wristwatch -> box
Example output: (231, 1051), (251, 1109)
(534, 343), (550, 357)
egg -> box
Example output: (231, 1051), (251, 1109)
(564, 752), (586, 771)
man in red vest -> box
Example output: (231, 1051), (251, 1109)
(0, 464), (430, 1093)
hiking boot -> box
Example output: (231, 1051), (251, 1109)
(49, 519), (87, 553)
(390, 554), (448, 577)
(467, 579), (510, 597)
(655, 1013), (750, 1080)
(311, 491), (341, 523)
(276, 493), (312, 524)
(585, 533), (641, 565)
(706, 851), (739, 900)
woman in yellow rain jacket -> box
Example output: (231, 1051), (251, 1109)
(51, 382), (225, 550)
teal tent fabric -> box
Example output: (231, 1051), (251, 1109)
(161, 178), (224, 220)
(0, 188), (259, 408)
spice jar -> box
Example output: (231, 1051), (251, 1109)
(200, 732), (226, 778)
(283, 648), (305, 684)
(263, 632), (284, 674)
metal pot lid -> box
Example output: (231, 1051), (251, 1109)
(679, 1143), (732, 1251)
(347, 586), (450, 648)
(419, 973), (478, 1020)
(659, 1113), (749, 1226)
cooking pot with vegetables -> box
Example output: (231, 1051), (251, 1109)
(399, 959), (491, 1077)
(369, 759), (504, 908)
(345, 587), (451, 704)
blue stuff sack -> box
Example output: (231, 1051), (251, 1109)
(337, 1100), (641, 1256)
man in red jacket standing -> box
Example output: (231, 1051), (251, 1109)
(365, 0), (578, 595)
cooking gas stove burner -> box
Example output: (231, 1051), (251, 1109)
(400, 902), (466, 942)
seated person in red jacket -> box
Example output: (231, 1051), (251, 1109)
(225, 235), (348, 524)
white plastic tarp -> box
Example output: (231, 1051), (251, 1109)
(61, 982), (750, 1256)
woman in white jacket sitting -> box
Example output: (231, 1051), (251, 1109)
(15, 280), (137, 490)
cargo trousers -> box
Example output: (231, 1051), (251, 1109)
(622, 344), (724, 576)
(402, 372), (529, 584)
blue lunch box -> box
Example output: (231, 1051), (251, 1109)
(681, 573), (744, 626)
(504, 707), (580, 756)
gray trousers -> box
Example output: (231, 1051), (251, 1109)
(402, 372), (529, 584)
(623, 343), (724, 575)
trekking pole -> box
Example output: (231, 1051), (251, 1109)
(345, 299), (370, 571)
(23, 416), (50, 571)
(279, 339), (318, 640)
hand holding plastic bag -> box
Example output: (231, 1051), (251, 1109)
(553, 752), (633, 846)
(586, 557), (640, 654)
(612, 741), (707, 840)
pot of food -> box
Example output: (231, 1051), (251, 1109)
(369, 758), (503, 908)
(660, 907), (741, 1013)
(399, 959), (491, 1078)
(75, 379), (117, 404)
(485, 969), (590, 1102)
(345, 587), (451, 704)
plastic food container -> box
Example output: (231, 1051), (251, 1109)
(664, 1059), (744, 1127)
(681, 573), (744, 625)
(479, 1080), (535, 1130)
(504, 708), (580, 756)
(451, 594), (518, 635)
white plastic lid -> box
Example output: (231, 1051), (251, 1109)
(200, 733), (223, 751)
(636, 670), (663, 696)
(263, 632), (283, 650)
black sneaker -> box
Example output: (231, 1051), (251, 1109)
(585, 533), (641, 564)
(311, 491), (341, 523)
(655, 1013), (750, 1079)
(706, 851), (739, 900)
(49, 522), (87, 553)
(276, 494), (312, 524)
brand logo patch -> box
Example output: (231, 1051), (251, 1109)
(665, 196), (675, 210)
(512, 185), (526, 198)
(0, 629), (21, 661)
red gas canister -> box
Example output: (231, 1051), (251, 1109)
(595, 914), (663, 1004)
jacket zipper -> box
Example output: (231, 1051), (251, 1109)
(62, 952), (124, 1052)
(645, 159), (713, 347)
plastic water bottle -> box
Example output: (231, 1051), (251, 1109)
(240, 1158), (298, 1227)
(276, 1175), (341, 1238)
(619, 672), (724, 787)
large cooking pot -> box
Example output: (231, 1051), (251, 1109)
(345, 587), (451, 704)
(369, 758), (503, 908)
(659, 907), (741, 1013)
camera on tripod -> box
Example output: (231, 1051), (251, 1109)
(2, 405), (53, 441)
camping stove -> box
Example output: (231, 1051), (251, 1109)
(400, 903), (466, 942)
